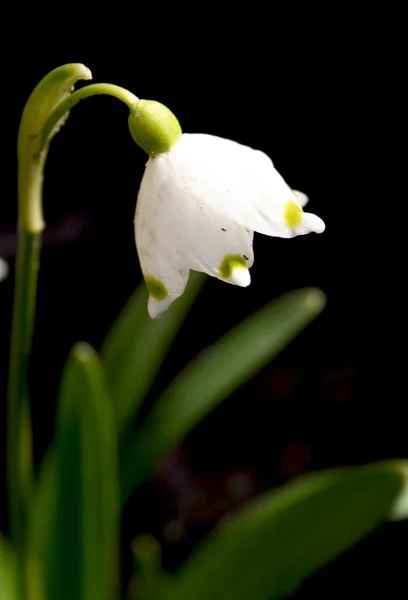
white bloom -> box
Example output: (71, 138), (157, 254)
(135, 134), (325, 318)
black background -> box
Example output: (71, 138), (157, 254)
(1, 12), (405, 599)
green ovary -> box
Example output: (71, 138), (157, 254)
(128, 100), (182, 155)
(284, 200), (303, 228)
(219, 255), (247, 279)
(145, 276), (168, 300)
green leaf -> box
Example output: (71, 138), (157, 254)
(158, 460), (408, 600)
(121, 287), (326, 500)
(128, 535), (172, 600)
(0, 535), (17, 600)
(43, 343), (119, 600)
(28, 446), (56, 595)
(389, 470), (408, 520)
(101, 271), (205, 432)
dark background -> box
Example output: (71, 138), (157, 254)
(1, 15), (405, 599)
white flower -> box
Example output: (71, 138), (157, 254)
(135, 133), (325, 318)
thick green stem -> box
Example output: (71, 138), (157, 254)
(8, 153), (46, 600)
(7, 63), (94, 600)
(7, 230), (42, 534)
(9, 65), (138, 599)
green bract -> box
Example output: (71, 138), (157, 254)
(128, 100), (182, 154)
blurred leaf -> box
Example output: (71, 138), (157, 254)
(43, 343), (119, 600)
(101, 272), (205, 432)
(29, 447), (56, 593)
(158, 460), (408, 600)
(121, 287), (326, 500)
(0, 535), (17, 600)
(128, 535), (172, 600)
(389, 471), (408, 520)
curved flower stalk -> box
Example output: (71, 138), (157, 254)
(10, 63), (96, 600)
(10, 65), (138, 600)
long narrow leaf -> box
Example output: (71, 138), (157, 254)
(44, 343), (119, 600)
(101, 272), (205, 431)
(159, 460), (408, 600)
(0, 535), (17, 600)
(29, 447), (56, 594)
(121, 287), (326, 500)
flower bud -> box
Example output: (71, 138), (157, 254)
(128, 100), (182, 154)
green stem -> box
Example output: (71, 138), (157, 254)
(8, 151), (46, 600)
(10, 79), (138, 535)
(7, 63), (94, 600)
(9, 69), (138, 600)
(7, 231), (42, 534)
(43, 83), (138, 146)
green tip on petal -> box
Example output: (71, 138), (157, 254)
(219, 255), (247, 279)
(128, 100), (182, 154)
(145, 275), (168, 301)
(284, 200), (303, 228)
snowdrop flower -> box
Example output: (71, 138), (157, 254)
(129, 101), (325, 318)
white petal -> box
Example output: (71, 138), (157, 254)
(180, 201), (253, 286)
(292, 190), (309, 207)
(167, 134), (324, 238)
(293, 212), (326, 235)
(229, 266), (251, 286)
(147, 295), (176, 319)
(137, 150), (254, 296)
(135, 157), (190, 318)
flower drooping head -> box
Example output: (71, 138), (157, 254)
(129, 102), (325, 318)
